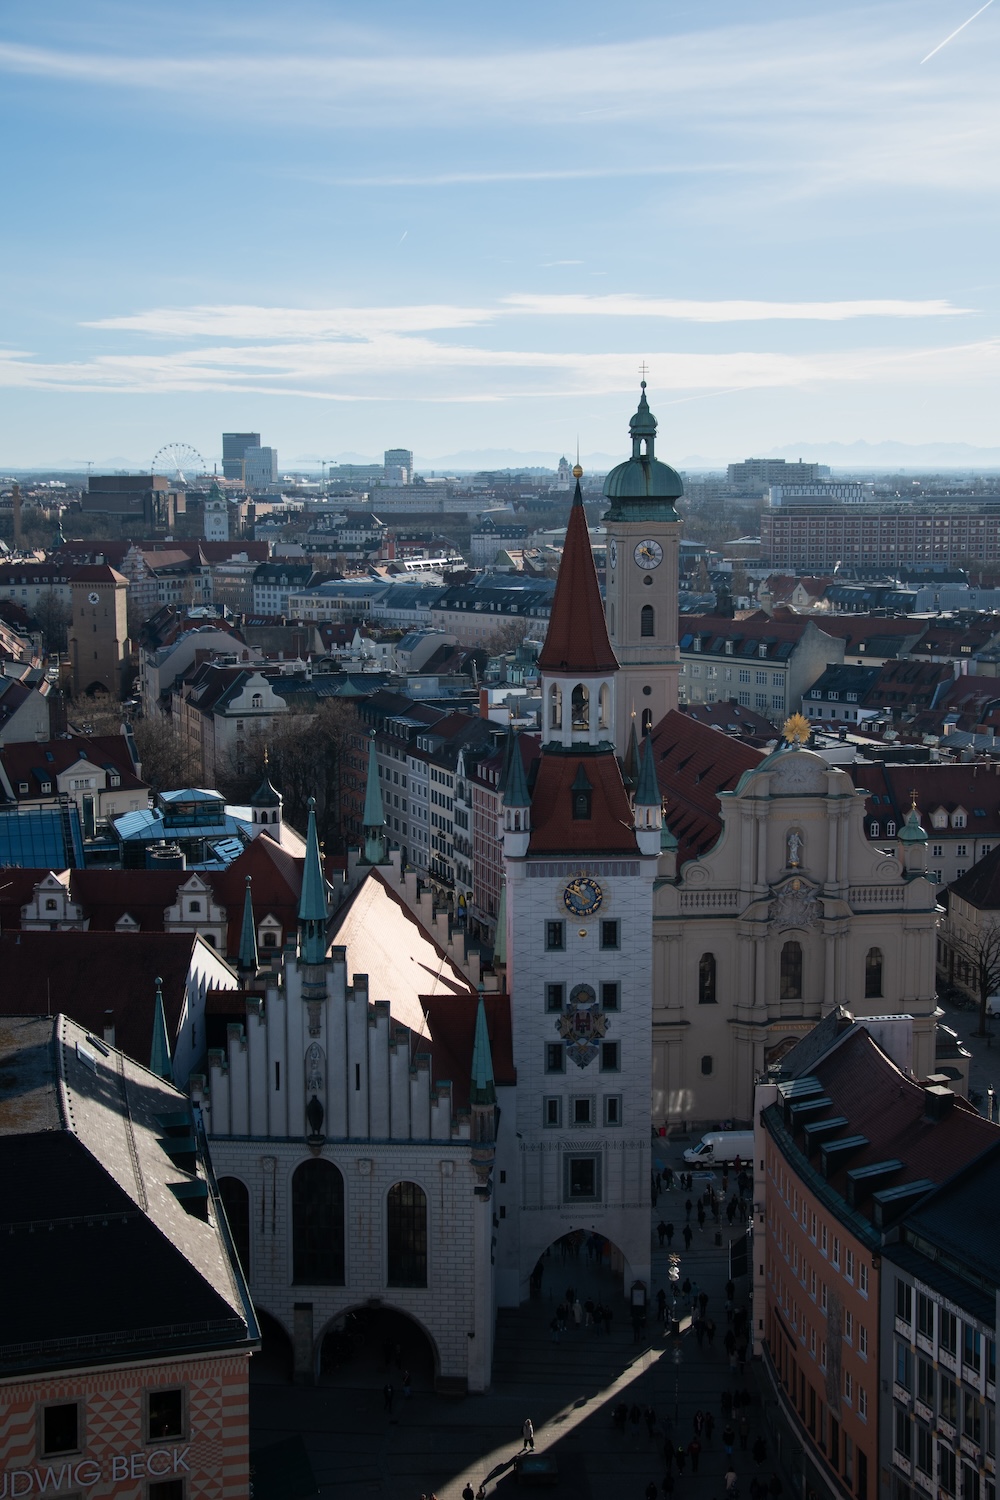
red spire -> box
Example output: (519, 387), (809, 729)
(538, 479), (618, 675)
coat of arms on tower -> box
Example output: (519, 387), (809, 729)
(556, 984), (608, 1067)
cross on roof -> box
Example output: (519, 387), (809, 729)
(638, 361), (649, 382)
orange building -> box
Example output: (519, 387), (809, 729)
(756, 1011), (997, 1500)
(0, 1013), (258, 1499)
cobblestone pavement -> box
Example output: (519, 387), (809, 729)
(250, 1136), (781, 1500)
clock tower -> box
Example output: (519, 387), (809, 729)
(496, 475), (656, 1307)
(603, 382), (684, 750)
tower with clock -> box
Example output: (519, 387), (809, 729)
(496, 475), (660, 1306)
(603, 381), (684, 751)
(67, 564), (130, 698)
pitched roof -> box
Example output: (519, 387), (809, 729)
(650, 710), (765, 864)
(0, 1012), (253, 1376)
(526, 751), (638, 857)
(536, 480), (617, 675)
(948, 842), (1000, 909)
(422, 991), (515, 1111)
(0, 931), (218, 1064)
(329, 868), (476, 1035)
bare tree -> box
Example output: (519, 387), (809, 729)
(33, 593), (73, 653)
(132, 715), (202, 795)
(947, 920), (1000, 1037)
(485, 618), (531, 655)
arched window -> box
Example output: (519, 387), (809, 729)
(598, 683), (610, 730)
(780, 940), (803, 1001)
(251, 692), (263, 708)
(870, 821), (880, 838)
(292, 1160), (345, 1284)
(701, 1054), (713, 1075)
(641, 604), (655, 638)
(219, 1176), (250, 1278)
(886, 821), (896, 837)
(387, 1181), (427, 1287)
(865, 947), (883, 999)
(549, 682), (562, 729)
(571, 683), (590, 730)
(698, 952), (717, 1005)
(188, 900), (202, 914)
(45, 898), (58, 912)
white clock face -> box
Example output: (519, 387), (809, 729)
(609, 539), (618, 571)
(634, 539), (663, 570)
(87, 592), (100, 604)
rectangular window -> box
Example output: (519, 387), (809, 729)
(544, 1096), (561, 1127)
(604, 1095), (622, 1126)
(964, 1392), (982, 1445)
(545, 921), (565, 951)
(916, 1291), (934, 1338)
(832, 1235), (840, 1269)
(821, 1225), (828, 1256)
(600, 1041), (620, 1072)
(572, 1096), (592, 1125)
(962, 1463), (981, 1500)
(917, 1357), (934, 1405)
(546, 982), (565, 1012)
(564, 1155), (600, 1202)
(964, 1324), (982, 1373)
(600, 920), (619, 950)
(149, 1484), (185, 1500)
(940, 1309), (957, 1355)
(600, 981), (620, 1010)
(916, 1424), (933, 1476)
(895, 1407), (912, 1460)
(858, 1324), (867, 1359)
(859, 1262), (868, 1296)
(845, 1310), (853, 1344)
(845, 1248), (855, 1282)
(858, 1386), (867, 1422)
(147, 1389), (185, 1442)
(939, 1443), (956, 1495)
(844, 1370), (853, 1404)
(896, 1279), (912, 1322)
(895, 1341), (913, 1391)
(42, 1403), (79, 1456)
(545, 1043), (565, 1073)
(940, 1373), (958, 1424)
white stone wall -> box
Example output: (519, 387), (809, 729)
(502, 853), (655, 1299)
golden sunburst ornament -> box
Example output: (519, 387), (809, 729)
(783, 713), (811, 745)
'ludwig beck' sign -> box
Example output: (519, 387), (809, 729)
(1, 1446), (191, 1494)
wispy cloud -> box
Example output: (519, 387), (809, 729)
(504, 295), (972, 322)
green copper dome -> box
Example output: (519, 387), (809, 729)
(603, 382), (684, 519)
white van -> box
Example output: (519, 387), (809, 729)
(683, 1130), (754, 1167)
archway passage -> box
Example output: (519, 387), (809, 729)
(318, 1305), (436, 1391)
(527, 1229), (631, 1312)
(251, 1309), (295, 1385)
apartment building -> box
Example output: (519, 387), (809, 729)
(678, 614), (844, 720)
(761, 497), (1000, 572)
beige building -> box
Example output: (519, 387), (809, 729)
(68, 564), (129, 697)
(651, 721), (941, 1127)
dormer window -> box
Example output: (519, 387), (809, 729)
(571, 765), (592, 820)
(41, 781), (52, 794)
(251, 693), (263, 708)
(692, 637), (701, 652)
(758, 643), (767, 658)
(932, 808), (948, 829)
(725, 641), (734, 655)
(952, 810), (967, 829)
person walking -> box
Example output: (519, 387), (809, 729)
(697, 1203), (706, 1233)
(522, 1418), (535, 1451)
(722, 1422), (735, 1457)
(682, 1224), (693, 1251)
(665, 1221), (675, 1246)
(657, 1219), (669, 1246)
(684, 1197), (693, 1222)
(462, 1486), (475, 1500)
(753, 1436), (768, 1466)
(704, 1411), (715, 1445)
(725, 1466), (738, 1494)
(688, 1437), (701, 1473)
(739, 1414), (749, 1450)
(383, 1383), (394, 1414)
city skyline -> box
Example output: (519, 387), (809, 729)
(1, 0), (999, 466)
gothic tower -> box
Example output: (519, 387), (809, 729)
(497, 476), (655, 1305)
(603, 383), (684, 749)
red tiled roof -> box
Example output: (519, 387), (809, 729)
(70, 565), (128, 584)
(421, 991), (515, 1110)
(537, 484), (617, 675)
(0, 734), (145, 797)
(527, 751), (638, 856)
(0, 931), (209, 1065)
(809, 1028), (998, 1206)
(650, 710), (764, 864)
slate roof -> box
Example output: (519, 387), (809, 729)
(421, 990), (515, 1111)
(848, 760), (1000, 841)
(0, 733), (146, 800)
(0, 1013), (255, 1376)
(948, 842), (1000, 909)
(892, 1143), (1000, 1305)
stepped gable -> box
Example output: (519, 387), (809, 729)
(526, 751), (638, 857)
(537, 480), (617, 676)
(421, 990), (515, 1111)
(650, 709), (765, 865)
(0, 931), (211, 1063)
(329, 866), (476, 1036)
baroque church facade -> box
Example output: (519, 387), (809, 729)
(193, 387), (942, 1392)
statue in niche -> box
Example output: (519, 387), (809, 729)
(787, 829), (802, 868)
(305, 1041), (324, 1095)
(305, 1093), (325, 1140)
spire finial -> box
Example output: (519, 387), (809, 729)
(149, 976), (172, 1080)
(573, 437), (583, 481)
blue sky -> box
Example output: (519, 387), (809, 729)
(1, 0), (999, 468)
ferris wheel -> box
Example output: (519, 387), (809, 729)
(152, 443), (208, 484)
